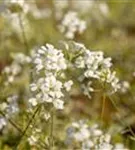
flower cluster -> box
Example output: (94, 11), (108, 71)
(33, 44), (67, 73)
(74, 42), (120, 94)
(59, 11), (87, 39)
(0, 95), (19, 130)
(29, 44), (73, 110)
(6, 0), (52, 19)
(2, 53), (31, 85)
(66, 120), (129, 150)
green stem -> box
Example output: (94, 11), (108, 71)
(0, 110), (47, 149)
(101, 93), (106, 120)
(108, 95), (135, 138)
(18, 13), (29, 53)
(0, 111), (22, 133)
(14, 105), (41, 149)
(49, 109), (54, 150)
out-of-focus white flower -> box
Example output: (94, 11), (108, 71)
(90, 124), (103, 136)
(0, 102), (8, 111)
(99, 3), (109, 16)
(59, 11), (86, 39)
(0, 117), (7, 130)
(66, 120), (128, 150)
(5, 95), (19, 116)
(74, 127), (90, 142)
(3, 63), (22, 78)
(2, 52), (31, 85)
(119, 81), (130, 93)
(53, 99), (64, 110)
(70, 120), (90, 142)
(0, 95), (19, 130)
(95, 134), (113, 150)
(30, 83), (38, 92)
(28, 135), (38, 146)
(4, 13), (30, 33)
(12, 53), (31, 64)
(82, 140), (94, 150)
(29, 98), (38, 106)
(64, 80), (73, 91)
(66, 120), (103, 149)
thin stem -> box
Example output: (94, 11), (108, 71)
(0, 110), (46, 149)
(0, 111), (22, 133)
(18, 13), (29, 53)
(108, 95), (135, 138)
(14, 105), (41, 149)
(49, 109), (54, 150)
(101, 93), (106, 120)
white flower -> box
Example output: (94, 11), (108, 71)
(99, 69), (120, 93)
(0, 102), (8, 111)
(99, 3), (109, 16)
(3, 63), (22, 76)
(75, 45), (119, 93)
(29, 43), (69, 109)
(53, 99), (64, 110)
(29, 73), (65, 109)
(12, 53), (31, 64)
(119, 81), (130, 93)
(66, 120), (127, 150)
(2, 52), (30, 85)
(6, 95), (19, 115)
(30, 42), (120, 112)
(0, 117), (7, 130)
(59, 11), (87, 39)
(0, 95), (19, 124)
(29, 98), (38, 106)
(8, 76), (14, 83)
(90, 124), (103, 136)
(64, 80), (73, 91)
(28, 135), (38, 145)
(74, 127), (90, 142)
(33, 44), (67, 73)
(30, 83), (38, 92)
(81, 82), (94, 99)
(82, 140), (94, 150)
(95, 134), (113, 150)
(75, 56), (85, 68)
